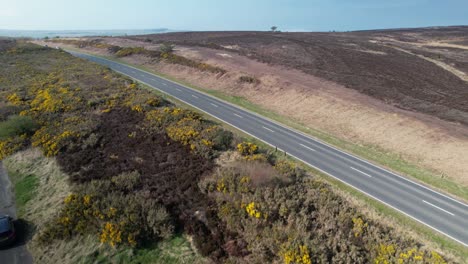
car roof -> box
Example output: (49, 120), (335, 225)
(0, 216), (11, 233)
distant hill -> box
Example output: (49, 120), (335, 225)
(0, 28), (172, 38)
(127, 26), (468, 125)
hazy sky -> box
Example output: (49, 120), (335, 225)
(1, 0), (467, 31)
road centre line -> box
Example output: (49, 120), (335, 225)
(263, 126), (275, 132)
(350, 167), (373, 178)
(422, 200), (455, 216)
(300, 143), (316, 152)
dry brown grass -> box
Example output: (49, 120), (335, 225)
(3, 148), (92, 263)
(31, 234), (100, 264)
(134, 55), (468, 187)
(5, 149), (70, 227)
(37, 39), (468, 187)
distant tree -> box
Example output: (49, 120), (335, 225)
(44, 36), (49, 40)
(271, 26), (278, 32)
(159, 43), (175, 53)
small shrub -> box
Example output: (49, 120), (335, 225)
(0, 135), (27, 160)
(281, 244), (312, 264)
(212, 129), (233, 150)
(0, 105), (22, 121)
(107, 45), (122, 54)
(110, 171), (141, 192)
(239, 75), (260, 85)
(237, 142), (258, 156)
(0, 115), (39, 139)
(115, 47), (146, 57)
(159, 43), (175, 53)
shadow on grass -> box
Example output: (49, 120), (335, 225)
(11, 218), (35, 249)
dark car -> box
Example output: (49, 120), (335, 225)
(0, 215), (15, 247)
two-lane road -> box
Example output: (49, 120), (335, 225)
(70, 51), (468, 247)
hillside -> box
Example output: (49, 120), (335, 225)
(38, 26), (468, 191)
(128, 27), (468, 125)
(0, 40), (459, 263)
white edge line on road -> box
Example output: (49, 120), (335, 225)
(192, 95), (199, 99)
(423, 200), (455, 216)
(211, 103), (218, 107)
(109, 68), (468, 247)
(263, 126), (275, 132)
(114, 55), (464, 208)
(350, 167), (373, 178)
(234, 113), (243, 118)
(74, 52), (468, 208)
(300, 143), (316, 152)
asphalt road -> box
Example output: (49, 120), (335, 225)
(0, 162), (33, 264)
(71, 51), (468, 247)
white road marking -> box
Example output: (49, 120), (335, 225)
(233, 113), (243, 118)
(263, 126), (275, 132)
(350, 167), (372, 178)
(192, 95), (199, 99)
(73, 52), (468, 246)
(422, 200), (455, 216)
(300, 143), (316, 152)
(162, 83), (168, 86)
(211, 103), (218, 107)
(175, 88), (182, 91)
(105, 65), (468, 247)
(140, 74), (145, 77)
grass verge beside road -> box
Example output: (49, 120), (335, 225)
(59, 48), (467, 259)
(83, 50), (467, 202)
(9, 172), (39, 217)
(139, 82), (468, 261)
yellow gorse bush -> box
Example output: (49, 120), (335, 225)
(32, 127), (77, 156)
(100, 222), (122, 247)
(29, 86), (81, 114)
(166, 120), (200, 147)
(374, 243), (446, 264)
(375, 244), (396, 264)
(0, 136), (26, 160)
(352, 217), (368, 238)
(282, 245), (312, 264)
(243, 153), (267, 162)
(7, 93), (23, 105)
(245, 202), (262, 219)
(237, 142), (258, 156)
(146, 108), (221, 154)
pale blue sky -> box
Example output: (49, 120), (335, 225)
(0, 0), (467, 31)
